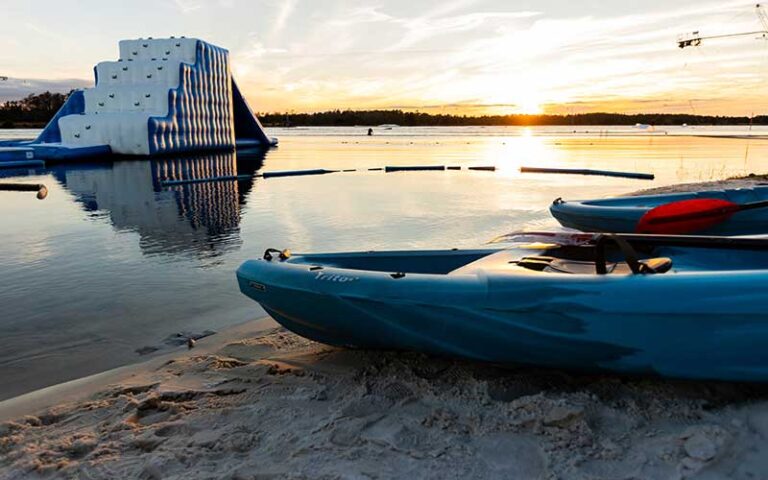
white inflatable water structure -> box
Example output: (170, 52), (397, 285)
(0, 37), (275, 162)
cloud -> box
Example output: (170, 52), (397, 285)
(238, 42), (288, 59)
(270, 0), (298, 39)
(6, 0), (767, 115)
(170, 0), (203, 14)
(385, 8), (542, 51)
(328, 6), (394, 26)
(0, 78), (90, 102)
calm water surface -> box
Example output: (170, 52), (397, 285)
(1, 126), (767, 400)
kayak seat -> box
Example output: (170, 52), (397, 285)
(515, 255), (672, 275)
(635, 257), (674, 274)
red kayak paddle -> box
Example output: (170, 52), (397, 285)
(636, 197), (768, 234)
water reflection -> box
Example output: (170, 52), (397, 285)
(3, 129), (768, 402)
(47, 150), (265, 260)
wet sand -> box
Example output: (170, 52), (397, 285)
(3, 177), (768, 479)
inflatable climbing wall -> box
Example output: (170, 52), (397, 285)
(0, 37), (275, 162)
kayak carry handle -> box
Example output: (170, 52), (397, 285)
(263, 248), (291, 261)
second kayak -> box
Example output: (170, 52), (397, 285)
(550, 186), (768, 235)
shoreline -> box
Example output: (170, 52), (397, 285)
(625, 174), (768, 197)
(3, 177), (768, 478)
(0, 317), (277, 423)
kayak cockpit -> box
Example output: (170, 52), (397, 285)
(449, 237), (672, 276)
(282, 248), (498, 275)
(271, 233), (768, 278)
(454, 253), (672, 275)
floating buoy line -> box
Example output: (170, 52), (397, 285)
(158, 163), (658, 188)
(159, 165), (498, 187)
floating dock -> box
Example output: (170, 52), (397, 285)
(0, 37), (276, 165)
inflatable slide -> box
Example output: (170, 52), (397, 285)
(0, 37), (276, 164)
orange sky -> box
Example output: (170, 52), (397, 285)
(2, 0), (768, 115)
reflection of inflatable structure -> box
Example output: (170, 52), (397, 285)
(0, 37), (276, 163)
(49, 151), (264, 258)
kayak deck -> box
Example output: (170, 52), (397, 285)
(283, 235), (768, 275)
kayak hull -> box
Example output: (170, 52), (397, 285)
(237, 246), (768, 382)
(551, 186), (768, 235)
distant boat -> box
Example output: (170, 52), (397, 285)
(378, 124), (399, 130)
(633, 123), (652, 129)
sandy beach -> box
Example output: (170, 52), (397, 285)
(3, 322), (768, 479)
(3, 178), (768, 479)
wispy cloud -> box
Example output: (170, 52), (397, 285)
(270, 0), (298, 40)
(386, 9), (542, 51)
(328, 6), (394, 27)
(170, 0), (203, 14)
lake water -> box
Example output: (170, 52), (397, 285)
(2, 125), (768, 400)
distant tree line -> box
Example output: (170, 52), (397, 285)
(2, 92), (768, 128)
(260, 109), (768, 127)
(0, 91), (71, 128)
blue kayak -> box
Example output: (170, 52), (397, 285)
(237, 233), (768, 382)
(550, 186), (768, 235)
